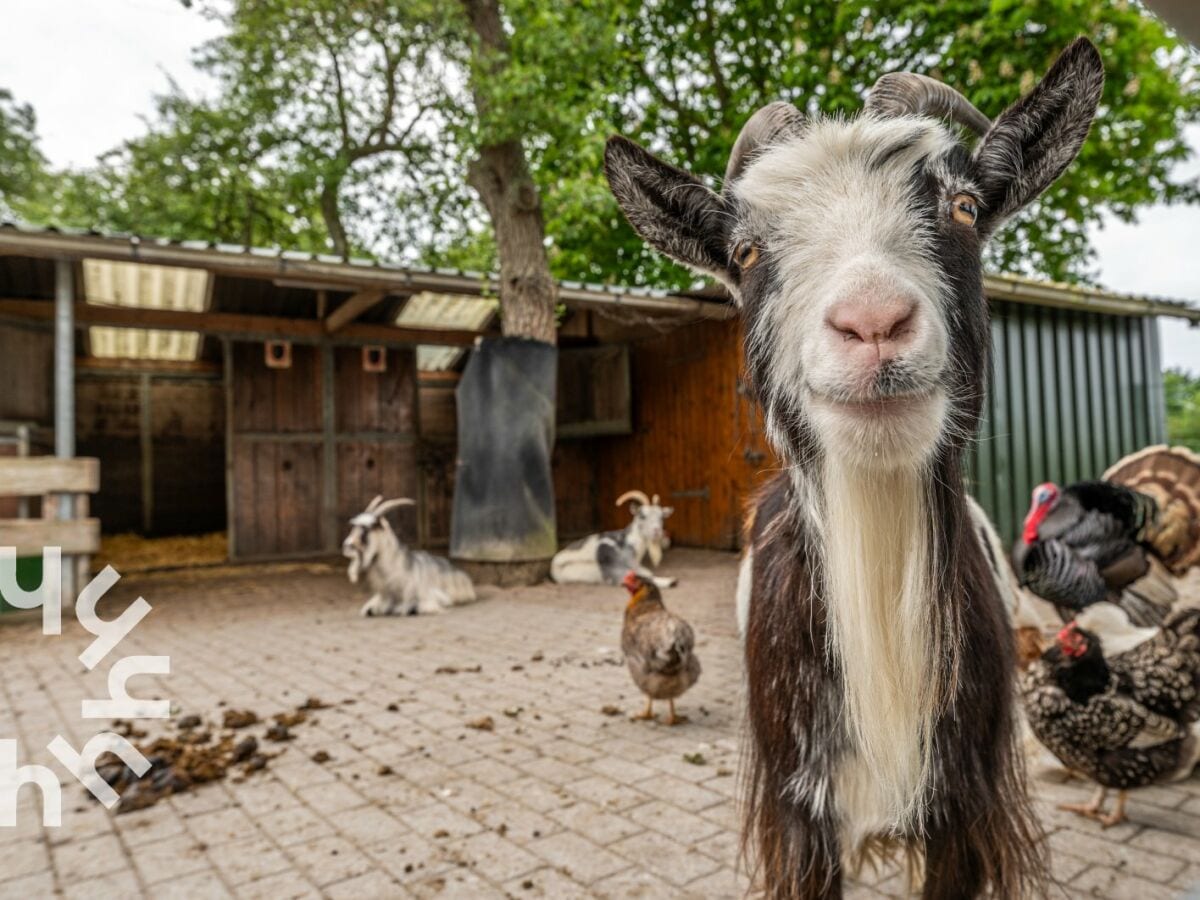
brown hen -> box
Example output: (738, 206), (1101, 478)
(620, 571), (700, 725)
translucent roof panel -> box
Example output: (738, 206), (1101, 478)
(82, 259), (209, 361)
(89, 327), (201, 361)
(396, 292), (495, 373)
(395, 292), (497, 331)
(417, 345), (467, 372)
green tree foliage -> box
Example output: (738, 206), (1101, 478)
(13, 1), (1200, 292)
(574, 0), (1200, 289)
(1163, 366), (1200, 451)
(0, 89), (50, 220)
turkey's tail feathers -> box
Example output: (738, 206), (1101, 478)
(1115, 556), (1178, 627)
(1104, 445), (1200, 575)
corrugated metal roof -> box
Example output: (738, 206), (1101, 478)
(395, 292), (496, 372)
(83, 259), (208, 360)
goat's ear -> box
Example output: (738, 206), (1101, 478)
(970, 38), (1103, 236)
(662, 506), (674, 519)
(605, 136), (733, 286)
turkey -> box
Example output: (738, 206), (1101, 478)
(1011, 445), (1200, 626)
(1021, 607), (1200, 827)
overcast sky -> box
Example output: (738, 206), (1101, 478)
(3, 0), (1200, 371)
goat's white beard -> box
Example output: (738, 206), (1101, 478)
(820, 460), (937, 849)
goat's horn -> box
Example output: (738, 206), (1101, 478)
(865, 73), (990, 135)
(615, 490), (651, 508)
(364, 495), (384, 513)
(652, 494), (660, 506)
(374, 497), (416, 516)
(723, 101), (806, 188)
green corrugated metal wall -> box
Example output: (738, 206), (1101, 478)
(967, 300), (1166, 546)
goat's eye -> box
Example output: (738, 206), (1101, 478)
(733, 241), (761, 270)
(949, 194), (978, 227)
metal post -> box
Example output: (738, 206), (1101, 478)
(16, 424), (30, 519)
(54, 258), (76, 601)
(139, 373), (154, 534)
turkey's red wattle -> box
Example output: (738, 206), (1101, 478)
(1021, 506), (1046, 545)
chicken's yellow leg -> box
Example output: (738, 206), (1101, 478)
(1097, 790), (1128, 828)
(632, 697), (654, 721)
(1058, 786), (1107, 820)
(665, 699), (688, 726)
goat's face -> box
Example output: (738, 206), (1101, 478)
(343, 513), (382, 584)
(606, 39), (1103, 470)
(629, 500), (673, 564)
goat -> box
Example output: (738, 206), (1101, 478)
(550, 490), (677, 588)
(606, 37), (1104, 899)
(343, 496), (476, 616)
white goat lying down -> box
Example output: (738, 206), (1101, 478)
(343, 496), (476, 616)
(551, 489), (677, 588)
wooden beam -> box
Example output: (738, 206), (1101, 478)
(0, 457), (99, 495)
(325, 290), (385, 333)
(0, 299), (479, 347)
(77, 357), (222, 376)
(0, 518), (100, 554)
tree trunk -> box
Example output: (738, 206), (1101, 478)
(320, 178), (350, 259)
(461, 0), (558, 345)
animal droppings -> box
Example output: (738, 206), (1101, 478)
(222, 709), (258, 729)
(91, 708), (302, 814)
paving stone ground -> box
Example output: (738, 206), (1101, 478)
(1, 549), (1197, 899)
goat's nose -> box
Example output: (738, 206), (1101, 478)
(825, 297), (917, 362)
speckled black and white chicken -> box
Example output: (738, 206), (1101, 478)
(1021, 606), (1200, 826)
(1012, 445), (1200, 626)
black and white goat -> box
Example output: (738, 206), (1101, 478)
(607, 38), (1105, 899)
(550, 489), (677, 588)
(343, 496), (476, 616)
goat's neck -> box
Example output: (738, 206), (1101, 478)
(364, 531), (407, 590)
(623, 522), (661, 567)
(806, 459), (941, 838)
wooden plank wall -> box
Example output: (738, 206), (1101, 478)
(229, 341), (418, 559)
(593, 318), (773, 550)
(0, 320), (53, 424)
(334, 346), (418, 543)
(76, 373), (225, 536)
(77, 376), (141, 533)
(151, 379), (225, 535)
(230, 342), (325, 558)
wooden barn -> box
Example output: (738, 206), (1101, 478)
(0, 222), (1196, 583)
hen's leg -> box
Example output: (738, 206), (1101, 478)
(665, 699), (688, 726)
(1059, 786), (1107, 820)
(1097, 790), (1128, 828)
(631, 697), (654, 721)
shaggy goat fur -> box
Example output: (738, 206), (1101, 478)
(606, 36), (1105, 900)
(343, 497), (476, 616)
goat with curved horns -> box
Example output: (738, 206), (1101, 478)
(550, 490), (677, 588)
(606, 36), (1106, 900)
(343, 496), (476, 616)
